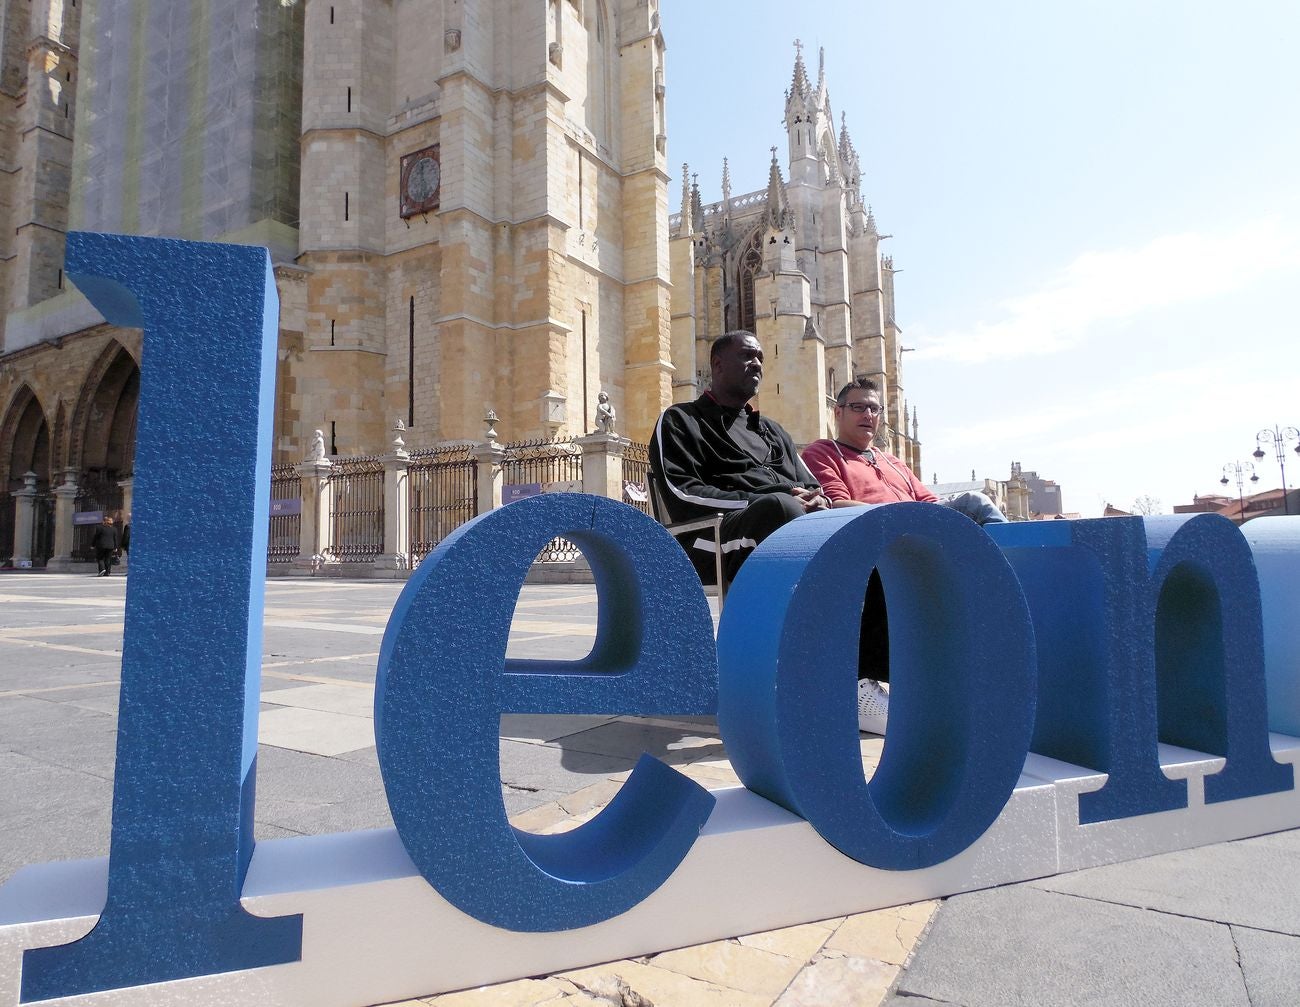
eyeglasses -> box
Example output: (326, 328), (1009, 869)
(841, 401), (882, 416)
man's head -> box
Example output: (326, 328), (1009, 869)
(709, 330), (764, 408)
(833, 379), (885, 451)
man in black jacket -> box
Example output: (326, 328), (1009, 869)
(650, 330), (828, 584)
(90, 515), (120, 577)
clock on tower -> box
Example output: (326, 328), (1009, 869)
(400, 144), (441, 217)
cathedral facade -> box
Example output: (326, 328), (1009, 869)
(0, 1), (916, 566)
(670, 43), (919, 465)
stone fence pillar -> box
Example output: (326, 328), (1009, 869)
(294, 457), (335, 575)
(11, 472), (37, 568)
(577, 432), (630, 500)
(46, 470), (79, 572)
(473, 409), (505, 513)
(374, 421), (411, 576)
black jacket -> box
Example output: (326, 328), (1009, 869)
(649, 393), (820, 523)
(90, 524), (119, 551)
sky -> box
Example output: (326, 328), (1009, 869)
(659, 0), (1300, 517)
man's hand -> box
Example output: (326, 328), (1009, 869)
(790, 486), (830, 512)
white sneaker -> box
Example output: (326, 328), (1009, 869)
(857, 678), (889, 735)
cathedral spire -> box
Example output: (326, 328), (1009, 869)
(838, 111), (856, 161)
(679, 163), (693, 236)
(764, 147), (789, 231)
(912, 405), (919, 441)
(790, 39), (811, 99)
(690, 172), (705, 233)
(816, 45), (826, 96)
(865, 204), (878, 236)
(721, 156), (731, 205)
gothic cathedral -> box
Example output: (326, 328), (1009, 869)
(0, 1), (918, 566)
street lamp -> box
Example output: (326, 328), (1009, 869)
(1220, 460), (1258, 525)
(1251, 425), (1300, 516)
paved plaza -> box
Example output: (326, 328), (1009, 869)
(1, 572), (1299, 1006)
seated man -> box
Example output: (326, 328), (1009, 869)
(649, 330), (829, 584)
(802, 379), (1007, 525)
(801, 378), (1007, 736)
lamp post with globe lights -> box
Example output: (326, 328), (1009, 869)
(1252, 425), (1300, 516)
(1221, 461), (1258, 525)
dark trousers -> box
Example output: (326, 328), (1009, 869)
(690, 493), (889, 683)
(859, 569), (889, 684)
(95, 549), (115, 575)
(716, 492), (807, 583)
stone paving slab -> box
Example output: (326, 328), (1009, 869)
(1030, 829), (1300, 935)
(551, 719), (727, 767)
(894, 884), (1251, 1007)
(1230, 925), (1300, 1007)
(258, 706), (377, 756)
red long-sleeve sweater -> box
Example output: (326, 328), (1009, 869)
(801, 438), (937, 505)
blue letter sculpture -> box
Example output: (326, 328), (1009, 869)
(717, 504), (1038, 871)
(1146, 514), (1292, 804)
(21, 234), (303, 1002)
(988, 514), (1292, 823)
(375, 494), (718, 930)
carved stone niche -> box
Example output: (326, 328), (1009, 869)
(444, 29), (461, 52)
(549, 42), (563, 68)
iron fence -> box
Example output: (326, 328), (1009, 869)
(328, 455), (385, 563)
(502, 437), (583, 563)
(32, 495), (54, 567)
(72, 471), (125, 562)
(408, 445), (478, 565)
(268, 463), (301, 564)
(621, 441), (651, 518)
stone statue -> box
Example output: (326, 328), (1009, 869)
(594, 390), (616, 435)
(309, 429), (326, 462)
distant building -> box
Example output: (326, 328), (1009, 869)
(931, 463), (1040, 521)
(1174, 488), (1300, 524)
(1011, 462), (1063, 516)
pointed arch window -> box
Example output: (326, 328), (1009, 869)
(737, 230), (763, 334)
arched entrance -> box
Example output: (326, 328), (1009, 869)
(1, 388), (53, 565)
(70, 343), (140, 561)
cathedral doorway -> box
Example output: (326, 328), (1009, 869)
(69, 344), (139, 560)
(1, 387), (52, 565)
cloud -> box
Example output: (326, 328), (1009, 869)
(914, 218), (1300, 364)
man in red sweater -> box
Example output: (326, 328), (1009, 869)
(802, 378), (1006, 523)
(801, 378), (1007, 735)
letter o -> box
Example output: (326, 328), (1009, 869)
(717, 503), (1037, 870)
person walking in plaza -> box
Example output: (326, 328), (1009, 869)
(90, 515), (120, 577)
(649, 330), (829, 584)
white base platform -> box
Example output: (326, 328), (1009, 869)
(2, 736), (1298, 1007)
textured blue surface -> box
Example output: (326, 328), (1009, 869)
(375, 494), (717, 931)
(716, 504), (1037, 871)
(21, 233), (302, 1002)
(1145, 514), (1293, 804)
(989, 518), (1186, 823)
(988, 515), (1288, 824)
(1242, 517), (1300, 736)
